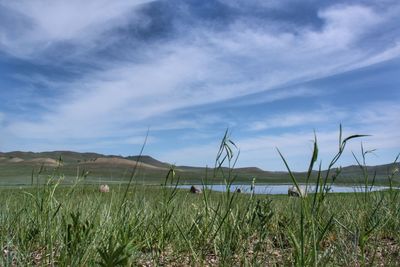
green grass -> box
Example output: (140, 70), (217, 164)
(1, 128), (399, 266)
(1, 183), (399, 266)
(1, 149), (398, 186)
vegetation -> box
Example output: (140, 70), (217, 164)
(1, 129), (399, 266)
(0, 151), (398, 186)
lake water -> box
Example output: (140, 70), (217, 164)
(176, 184), (396, 195)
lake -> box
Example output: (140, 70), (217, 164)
(176, 184), (396, 195)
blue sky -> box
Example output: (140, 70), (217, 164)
(0, 0), (399, 171)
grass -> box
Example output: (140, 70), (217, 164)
(1, 150), (398, 186)
(1, 128), (399, 266)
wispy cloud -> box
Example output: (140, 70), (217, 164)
(158, 101), (400, 170)
(248, 108), (347, 131)
(0, 1), (399, 169)
(0, 0), (154, 59)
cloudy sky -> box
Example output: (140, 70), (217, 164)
(0, 0), (399, 170)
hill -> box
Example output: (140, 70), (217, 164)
(0, 151), (398, 185)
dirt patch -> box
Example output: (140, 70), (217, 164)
(26, 158), (60, 167)
(8, 157), (24, 163)
(86, 157), (167, 170)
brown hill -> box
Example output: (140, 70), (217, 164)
(26, 158), (60, 167)
(84, 157), (168, 170)
(8, 157), (24, 163)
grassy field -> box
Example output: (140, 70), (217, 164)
(1, 131), (399, 266)
(1, 157), (397, 186)
(1, 180), (399, 266)
(1, 147), (398, 186)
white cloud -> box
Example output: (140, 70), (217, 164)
(248, 108), (347, 131)
(0, 0), (154, 58)
(1, 3), (399, 165)
(6, 5), (398, 138)
(157, 143), (219, 167)
(353, 102), (400, 125)
(217, 0), (291, 10)
(311, 5), (382, 49)
(205, 4), (390, 82)
(158, 124), (400, 171)
(351, 42), (400, 69)
(156, 130), (342, 170)
(157, 102), (400, 170)
(5, 45), (223, 139)
(242, 102), (400, 158)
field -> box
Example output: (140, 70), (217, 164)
(1, 182), (399, 266)
(0, 152), (398, 186)
(1, 132), (399, 266)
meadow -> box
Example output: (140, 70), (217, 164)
(1, 130), (399, 266)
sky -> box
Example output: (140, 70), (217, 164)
(0, 0), (399, 171)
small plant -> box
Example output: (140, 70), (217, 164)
(277, 126), (367, 266)
(0, 127), (399, 266)
(61, 211), (94, 265)
(96, 236), (129, 267)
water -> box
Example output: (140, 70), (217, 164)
(176, 184), (396, 195)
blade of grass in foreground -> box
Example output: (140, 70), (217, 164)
(119, 129), (149, 215)
(276, 148), (302, 196)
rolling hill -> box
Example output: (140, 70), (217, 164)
(0, 151), (398, 185)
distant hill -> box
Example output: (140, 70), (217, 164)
(0, 151), (106, 163)
(0, 151), (398, 185)
(126, 155), (170, 169)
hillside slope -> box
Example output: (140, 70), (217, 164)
(0, 151), (398, 185)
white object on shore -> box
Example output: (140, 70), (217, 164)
(288, 185), (307, 198)
(99, 184), (110, 193)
